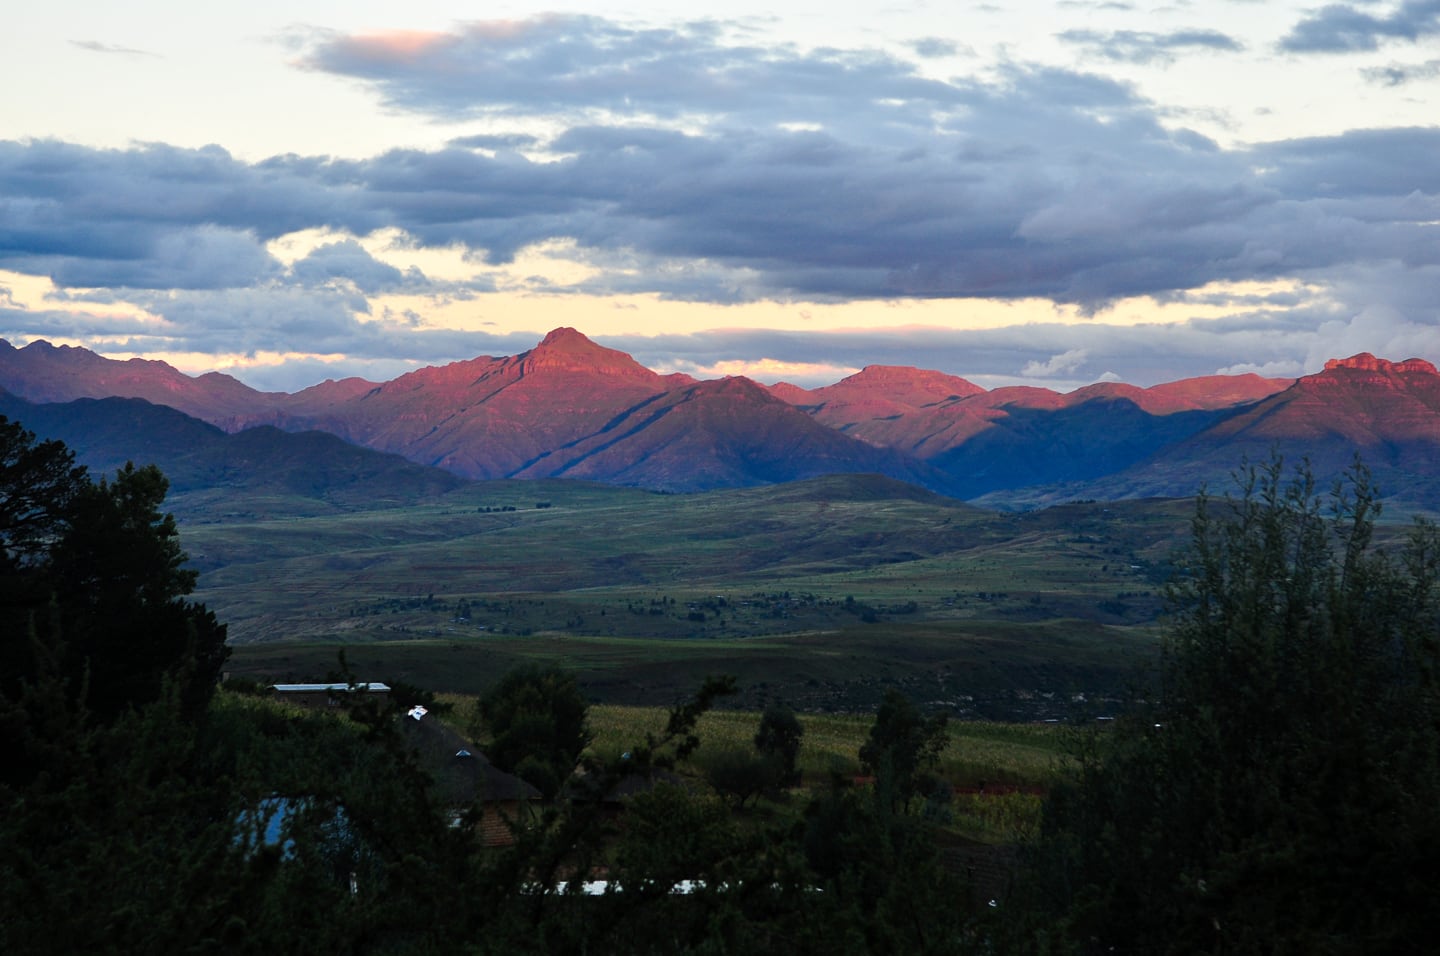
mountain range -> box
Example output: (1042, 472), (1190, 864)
(2, 329), (1438, 509)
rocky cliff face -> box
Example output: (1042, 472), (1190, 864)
(1324, 353), (1439, 375)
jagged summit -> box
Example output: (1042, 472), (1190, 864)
(1324, 353), (1439, 376)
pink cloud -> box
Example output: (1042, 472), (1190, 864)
(330, 29), (455, 65)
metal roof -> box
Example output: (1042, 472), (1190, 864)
(272, 683), (391, 692)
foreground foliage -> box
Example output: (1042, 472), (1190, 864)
(1016, 457), (1440, 953)
(1, 417), (227, 762)
(9, 431), (1440, 952)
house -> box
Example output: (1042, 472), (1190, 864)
(397, 707), (542, 847)
(272, 682), (391, 709)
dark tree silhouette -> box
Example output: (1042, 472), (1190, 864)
(859, 688), (948, 812)
(754, 703), (804, 783)
(0, 424), (227, 726)
(1022, 456), (1440, 954)
(477, 663), (591, 799)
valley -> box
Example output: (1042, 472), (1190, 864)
(6, 331), (1440, 718)
(204, 475), (1185, 717)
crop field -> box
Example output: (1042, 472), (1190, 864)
(432, 696), (1070, 842)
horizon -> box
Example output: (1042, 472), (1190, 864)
(14, 325), (1424, 396)
(2, 2), (1438, 392)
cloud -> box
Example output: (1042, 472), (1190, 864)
(446, 133), (543, 151)
(1, 16), (1438, 387)
(1279, 1), (1440, 54)
(290, 239), (420, 294)
(592, 310), (1363, 391)
(5, 26), (1433, 315)
(294, 16), (961, 128)
(0, 64), (1434, 316)
(39, 225), (284, 291)
(1362, 58), (1440, 84)
(1056, 28), (1243, 64)
(908, 37), (971, 58)
(1022, 348), (1090, 377)
(70, 39), (159, 57)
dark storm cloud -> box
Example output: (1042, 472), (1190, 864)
(1056, 28), (1243, 64)
(1279, 1), (1440, 53)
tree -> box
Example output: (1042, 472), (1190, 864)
(0, 418), (89, 695)
(0, 425), (227, 724)
(1023, 456), (1440, 953)
(702, 748), (777, 809)
(754, 703), (804, 784)
(477, 663), (591, 799)
(859, 688), (949, 812)
(0, 416), (88, 571)
(49, 462), (228, 721)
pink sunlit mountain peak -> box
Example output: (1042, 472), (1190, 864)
(1324, 353), (1440, 376)
(519, 327), (658, 381)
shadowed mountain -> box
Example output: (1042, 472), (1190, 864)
(511, 375), (962, 493)
(777, 367), (1290, 462)
(929, 398), (1243, 499)
(0, 392), (466, 516)
(988, 355), (1440, 509)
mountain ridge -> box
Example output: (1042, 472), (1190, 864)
(1, 330), (1436, 506)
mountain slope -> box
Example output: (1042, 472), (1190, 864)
(3, 332), (1437, 506)
(776, 366), (1290, 482)
(512, 375), (961, 492)
(1014, 355), (1440, 507)
(0, 393), (466, 516)
(275, 327), (692, 478)
(0, 339), (280, 426)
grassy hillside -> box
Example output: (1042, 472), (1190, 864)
(191, 476), (1186, 641)
(204, 475), (1188, 717)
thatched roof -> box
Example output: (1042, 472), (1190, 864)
(397, 711), (542, 806)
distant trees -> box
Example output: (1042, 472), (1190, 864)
(1021, 456), (1440, 953)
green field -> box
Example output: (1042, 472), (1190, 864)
(202, 475), (1185, 718)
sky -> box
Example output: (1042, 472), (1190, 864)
(2, 1), (1439, 392)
